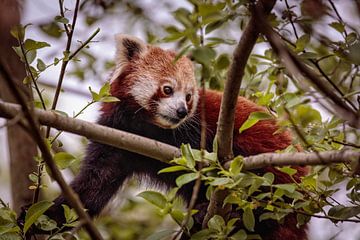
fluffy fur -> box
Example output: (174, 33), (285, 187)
(48, 35), (308, 239)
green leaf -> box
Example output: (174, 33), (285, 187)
(206, 37), (236, 46)
(277, 166), (297, 176)
(62, 205), (78, 223)
(24, 201), (54, 234)
(24, 39), (51, 51)
(137, 191), (167, 209)
(227, 218), (239, 228)
(170, 209), (185, 224)
(23, 76), (32, 84)
(10, 24), (25, 41)
(295, 34), (310, 52)
(263, 172), (274, 185)
(146, 230), (176, 240)
(29, 51), (38, 65)
(274, 183), (296, 193)
(99, 96), (120, 103)
(158, 165), (189, 174)
(296, 213), (311, 227)
(54, 15), (69, 24)
(176, 173), (198, 188)
(36, 59), (46, 71)
(181, 144), (195, 169)
(89, 87), (100, 101)
(192, 46), (216, 65)
(53, 152), (76, 170)
(348, 42), (360, 65)
(248, 178), (264, 195)
(259, 212), (275, 222)
(173, 8), (193, 28)
(212, 135), (218, 153)
(207, 215), (225, 232)
(229, 156), (243, 175)
(230, 229), (247, 240)
(99, 82), (110, 97)
(28, 173), (38, 183)
(209, 177), (231, 186)
(329, 22), (345, 33)
(54, 57), (60, 66)
(191, 229), (214, 240)
(34, 215), (57, 231)
(215, 54), (230, 70)
(239, 112), (273, 133)
(328, 205), (360, 219)
(243, 207), (255, 232)
(205, 19), (226, 34)
(39, 22), (62, 38)
(293, 105), (322, 127)
(198, 2), (226, 18)
(346, 32), (357, 44)
(63, 50), (70, 61)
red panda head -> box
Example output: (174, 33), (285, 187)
(109, 34), (199, 129)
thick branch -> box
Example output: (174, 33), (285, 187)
(216, 0), (275, 161)
(204, 0), (276, 227)
(226, 150), (360, 170)
(1, 101), (358, 170)
(0, 101), (181, 162)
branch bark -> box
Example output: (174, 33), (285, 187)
(1, 101), (359, 170)
(0, 101), (181, 163)
(203, 0), (276, 227)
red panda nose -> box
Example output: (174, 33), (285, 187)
(176, 107), (188, 119)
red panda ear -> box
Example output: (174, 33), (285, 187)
(115, 34), (147, 65)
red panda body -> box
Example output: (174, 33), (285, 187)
(50, 35), (307, 239)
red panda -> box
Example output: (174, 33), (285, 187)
(47, 35), (308, 239)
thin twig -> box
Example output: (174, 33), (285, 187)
(256, 11), (360, 128)
(18, 38), (46, 110)
(58, 0), (70, 36)
(283, 0), (358, 112)
(331, 140), (360, 149)
(296, 210), (360, 223)
(328, 0), (348, 37)
(47, 0), (80, 137)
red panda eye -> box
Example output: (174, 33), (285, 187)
(163, 86), (173, 95)
(186, 94), (191, 102)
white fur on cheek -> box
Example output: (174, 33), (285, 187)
(129, 77), (158, 109)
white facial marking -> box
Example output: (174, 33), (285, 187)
(129, 77), (158, 109)
(154, 90), (190, 129)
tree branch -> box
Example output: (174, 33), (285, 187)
(47, 0), (80, 137)
(0, 101), (359, 170)
(0, 101), (181, 163)
(203, 0), (276, 227)
(226, 150), (359, 170)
